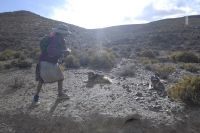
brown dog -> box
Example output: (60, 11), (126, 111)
(85, 72), (112, 87)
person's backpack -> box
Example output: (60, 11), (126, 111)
(40, 35), (62, 57)
(46, 36), (62, 58)
(39, 36), (49, 53)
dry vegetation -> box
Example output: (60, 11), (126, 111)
(64, 48), (116, 70)
(168, 76), (200, 106)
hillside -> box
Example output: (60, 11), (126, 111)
(1, 11), (200, 53)
(1, 11), (200, 133)
(0, 10), (94, 52)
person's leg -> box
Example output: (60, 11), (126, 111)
(58, 80), (63, 96)
(57, 80), (69, 99)
(33, 81), (43, 103)
(35, 81), (43, 96)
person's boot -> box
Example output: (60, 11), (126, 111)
(33, 94), (40, 105)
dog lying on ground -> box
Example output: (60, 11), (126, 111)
(85, 72), (112, 87)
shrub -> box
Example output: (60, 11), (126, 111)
(17, 59), (32, 68)
(138, 50), (158, 58)
(79, 53), (91, 67)
(118, 64), (136, 77)
(140, 57), (159, 65)
(64, 54), (80, 68)
(180, 63), (199, 73)
(171, 51), (199, 63)
(146, 63), (175, 79)
(168, 76), (200, 106)
(90, 50), (116, 70)
(29, 48), (40, 60)
(11, 59), (32, 69)
(63, 48), (116, 70)
(0, 49), (17, 61)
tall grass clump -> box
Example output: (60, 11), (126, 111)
(0, 49), (21, 61)
(180, 63), (199, 73)
(168, 76), (200, 106)
(171, 51), (199, 63)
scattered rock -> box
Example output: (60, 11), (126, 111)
(135, 92), (143, 97)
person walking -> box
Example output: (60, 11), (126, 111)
(33, 24), (71, 104)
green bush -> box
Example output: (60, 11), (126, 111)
(168, 76), (200, 106)
(180, 63), (199, 73)
(64, 54), (80, 68)
(171, 51), (199, 63)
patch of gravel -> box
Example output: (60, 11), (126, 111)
(0, 61), (199, 133)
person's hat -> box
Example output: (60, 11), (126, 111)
(52, 24), (70, 34)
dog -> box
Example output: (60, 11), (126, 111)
(150, 73), (166, 97)
(85, 72), (112, 87)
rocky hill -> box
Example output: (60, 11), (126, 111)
(1, 11), (200, 133)
(1, 11), (200, 53)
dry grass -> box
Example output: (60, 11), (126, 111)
(170, 51), (199, 63)
(180, 63), (199, 73)
(168, 76), (200, 106)
(145, 63), (175, 79)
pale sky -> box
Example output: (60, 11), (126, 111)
(1, 0), (200, 29)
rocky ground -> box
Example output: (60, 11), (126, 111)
(1, 59), (200, 133)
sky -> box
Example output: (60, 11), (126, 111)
(1, 0), (200, 29)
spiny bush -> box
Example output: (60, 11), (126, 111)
(171, 51), (199, 63)
(168, 76), (200, 106)
(146, 63), (175, 79)
(180, 63), (199, 73)
(117, 64), (136, 77)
